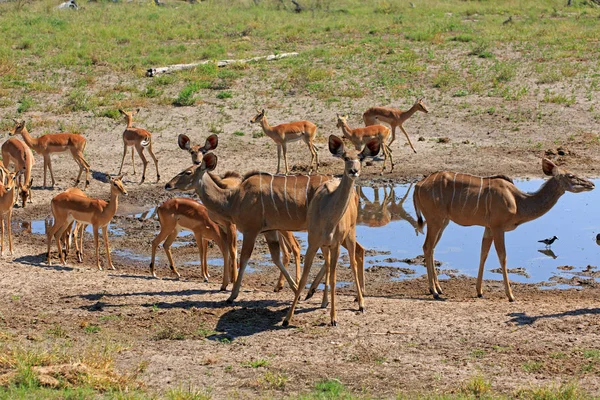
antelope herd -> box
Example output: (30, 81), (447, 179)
(2, 97), (596, 326)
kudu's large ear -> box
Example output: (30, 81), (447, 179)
(178, 134), (191, 151)
(203, 153), (218, 171)
(204, 134), (218, 151)
(360, 138), (381, 160)
(542, 158), (558, 176)
(328, 135), (345, 158)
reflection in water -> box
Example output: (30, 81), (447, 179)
(357, 183), (420, 234)
(538, 249), (558, 259)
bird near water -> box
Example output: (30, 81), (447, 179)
(538, 236), (558, 248)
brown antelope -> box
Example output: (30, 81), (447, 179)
(118, 109), (160, 184)
(165, 156), (368, 304)
(336, 114), (392, 173)
(363, 98), (429, 153)
(284, 135), (380, 326)
(413, 158), (594, 302)
(150, 198), (229, 281)
(9, 120), (90, 189)
(176, 134), (302, 292)
(47, 176), (128, 269)
(0, 171), (21, 256)
(59, 188), (88, 263)
(177, 134), (218, 165)
(250, 109), (319, 175)
(2, 137), (34, 207)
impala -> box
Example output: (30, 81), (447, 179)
(118, 109), (160, 184)
(2, 137), (34, 207)
(9, 120), (90, 188)
(336, 114), (393, 173)
(250, 109), (319, 174)
(413, 158), (594, 301)
(47, 176), (128, 269)
(0, 170), (21, 256)
(165, 157), (367, 304)
(363, 98), (429, 153)
(284, 135), (380, 326)
(150, 197), (228, 281)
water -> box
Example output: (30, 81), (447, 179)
(25, 217), (125, 237)
(354, 180), (600, 287)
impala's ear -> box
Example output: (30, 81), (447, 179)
(360, 139), (381, 160)
(261, 109), (265, 115)
(204, 134), (218, 151)
(203, 153), (218, 171)
(328, 135), (345, 158)
(118, 109), (126, 115)
(135, 108), (140, 114)
(542, 158), (558, 176)
(178, 134), (191, 151)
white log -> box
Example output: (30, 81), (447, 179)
(146, 52), (299, 77)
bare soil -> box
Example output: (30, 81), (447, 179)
(1, 82), (600, 397)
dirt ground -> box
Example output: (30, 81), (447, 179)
(1, 78), (600, 397)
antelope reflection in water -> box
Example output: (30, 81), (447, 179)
(357, 183), (419, 234)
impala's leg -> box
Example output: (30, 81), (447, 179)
(163, 230), (179, 278)
(213, 235), (229, 289)
(313, 144), (319, 172)
(73, 222), (83, 263)
(227, 231), (259, 303)
(283, 243), (319, 327)
(46, 155), (57, 187)
(0, 216), (4, 256)
(102, 226), (115, 270)
(135, 144), (148, 184)
(399, 125), (417, 154)
(42, 155), (49, 187)
(193, 234), (208, 282)
(264, 231), (297, 291)
(54, 221), (70, 266)
(476, 227), (494, 298)
(46, 215), (64, 265)
(289, 234), (302, 284)
(492, 229), (515, 302)
(118, 144), (128, 175)
(7, 210), (12, 256)
(389, 125), (397, 146)
(150, 222), (173, 278)
(202, 238), (209, 280)
(131, 147), (136, 175)
(282, 142), (290, 175)
(147, 140), (160, 182)
(329, 245), (341, 326)
(386, 145), (394, 172)
(304, 137), (316, 173)
(93, 227), (101, 270)
(276, 145), (282, 175)
(226, 223), (238, 286)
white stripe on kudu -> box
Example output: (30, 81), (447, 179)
(451, 172), (457, 209)
(461, 175), (471, 212)
(305, 175), (310, 207)
(270, 174), (279, 214)
(474, 177), (483, 214)
(259, 173), (265, 217)
(283, 175), (292, 219)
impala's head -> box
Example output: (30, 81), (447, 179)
(110, 175), (128, 196)
(250, 109), (266, 124)
(165, 153), (218, 191)
(119, 108), (139, 126)
(178, 134), (218, 165)
(542, 158), (595, 193)
(9, 119), (26, 136)
(328, 135), (380, 180)
(415, 98), (429, 113)
(19, 177), (33, 208)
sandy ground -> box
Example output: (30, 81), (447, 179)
(1, 75), (600, 397)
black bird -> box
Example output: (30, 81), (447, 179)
(538, 236), (558, 248)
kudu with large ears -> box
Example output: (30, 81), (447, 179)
(177, 134), (219, 165)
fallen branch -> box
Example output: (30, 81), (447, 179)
(146, 52), (299, 77)
(372, 331), (415, 335)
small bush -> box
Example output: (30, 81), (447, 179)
(216, 91), (232, 99)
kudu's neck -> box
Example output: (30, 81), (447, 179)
(196, 172), (234, 219)
(515, 177), (565, 223)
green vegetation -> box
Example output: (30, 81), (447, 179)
(0, 0), (597, 113)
